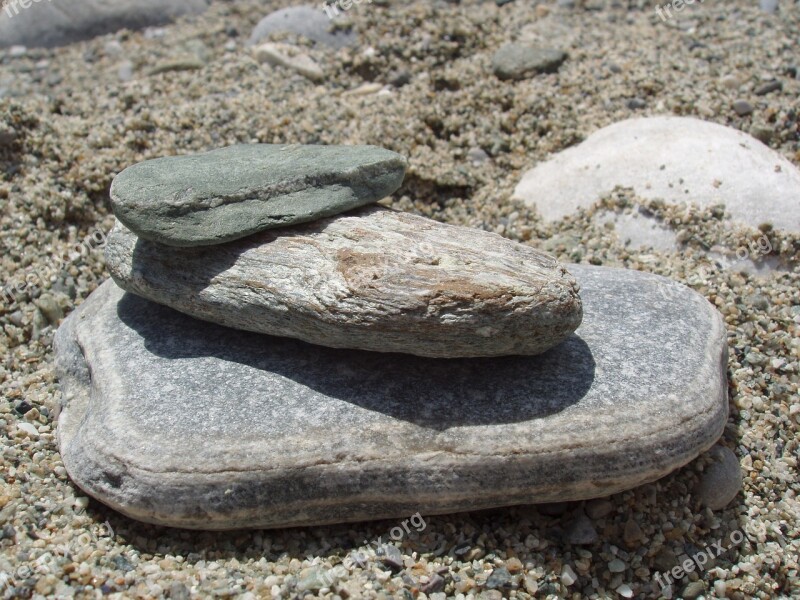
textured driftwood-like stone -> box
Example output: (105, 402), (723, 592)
(109, 144), (407, 247)
(54, 266), (728, 529)
(105, 207), (583, 358)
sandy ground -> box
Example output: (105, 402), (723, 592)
(0, 0), (798, 598)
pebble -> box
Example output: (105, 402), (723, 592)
(35, 294), (63, 325)
(109, 144), (407, 246)
(249, 5), (357, 49)
(754, 80), (782, 96)
(608, 558), (626, 573)
(561, 564), (577, 586)
(653, 547), (679, 574)
(616, 583), (634, 598)
(117, 61), (134, 82)
(0, 0), (209, 49)
(254, 43), (324, 82)
(564, 512), (599, 545)
(720, 74), (740, 89)
(750, 124), (773, 144)
(505, 557), (523, 573)
(377, 544), (404, 572)
(623, 518), (644, 547)
(585, 498), (614, 519)
(695, 445), (742, 510)
(103, 40), (123, 58)
(683, 580), (706, 599)
(16, 422), (39, 437)
(485, 567), (511, 589)
(732, 99), (754, 116)
(14, 401), (32, 415)
(297, 568), (326, 592)
(491, 43), (567, 80)
(421, 573), (445, 593)
(467, 147), (490, 165)
(759, 0), (778, 13)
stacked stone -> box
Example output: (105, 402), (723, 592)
(53, 144), (729, 530)
(104, 144), (584, 358)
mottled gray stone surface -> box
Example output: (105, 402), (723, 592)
(248, 5), (357, 49)
(109, 144), (407, 247)
(105, 207), (583, 358)
(0, 0), (209, 49)
(54, 265), (728, 530)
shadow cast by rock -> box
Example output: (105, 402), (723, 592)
(116, 290), (596, 430)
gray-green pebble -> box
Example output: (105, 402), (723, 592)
(109, 144), (407, 247)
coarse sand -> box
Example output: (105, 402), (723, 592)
(0, 0), (798, 598)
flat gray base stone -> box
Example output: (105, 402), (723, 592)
(55, 266), (728, 530)
(0, 0), (209, 49)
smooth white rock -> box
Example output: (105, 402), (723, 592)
(513, 117), (800, 232)
(54, 266), (728, 529)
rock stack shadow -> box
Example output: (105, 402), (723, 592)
(116, 290), (595, 430)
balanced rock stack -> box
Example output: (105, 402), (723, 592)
(104, 144), (584, 358)
(55, 145), (730, 530)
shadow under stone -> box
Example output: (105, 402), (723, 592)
(116, 290), (595, 430)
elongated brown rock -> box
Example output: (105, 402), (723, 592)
(105, 206), (582, 358)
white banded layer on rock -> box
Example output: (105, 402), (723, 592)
(105, 206), (583, 358)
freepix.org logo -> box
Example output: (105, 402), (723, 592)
(3, 0), (53, 19)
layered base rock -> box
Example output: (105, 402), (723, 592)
(54, 265), (728, 530)
(105, 206), (583, 358)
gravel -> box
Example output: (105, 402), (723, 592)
(0, 0), (798, 598)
